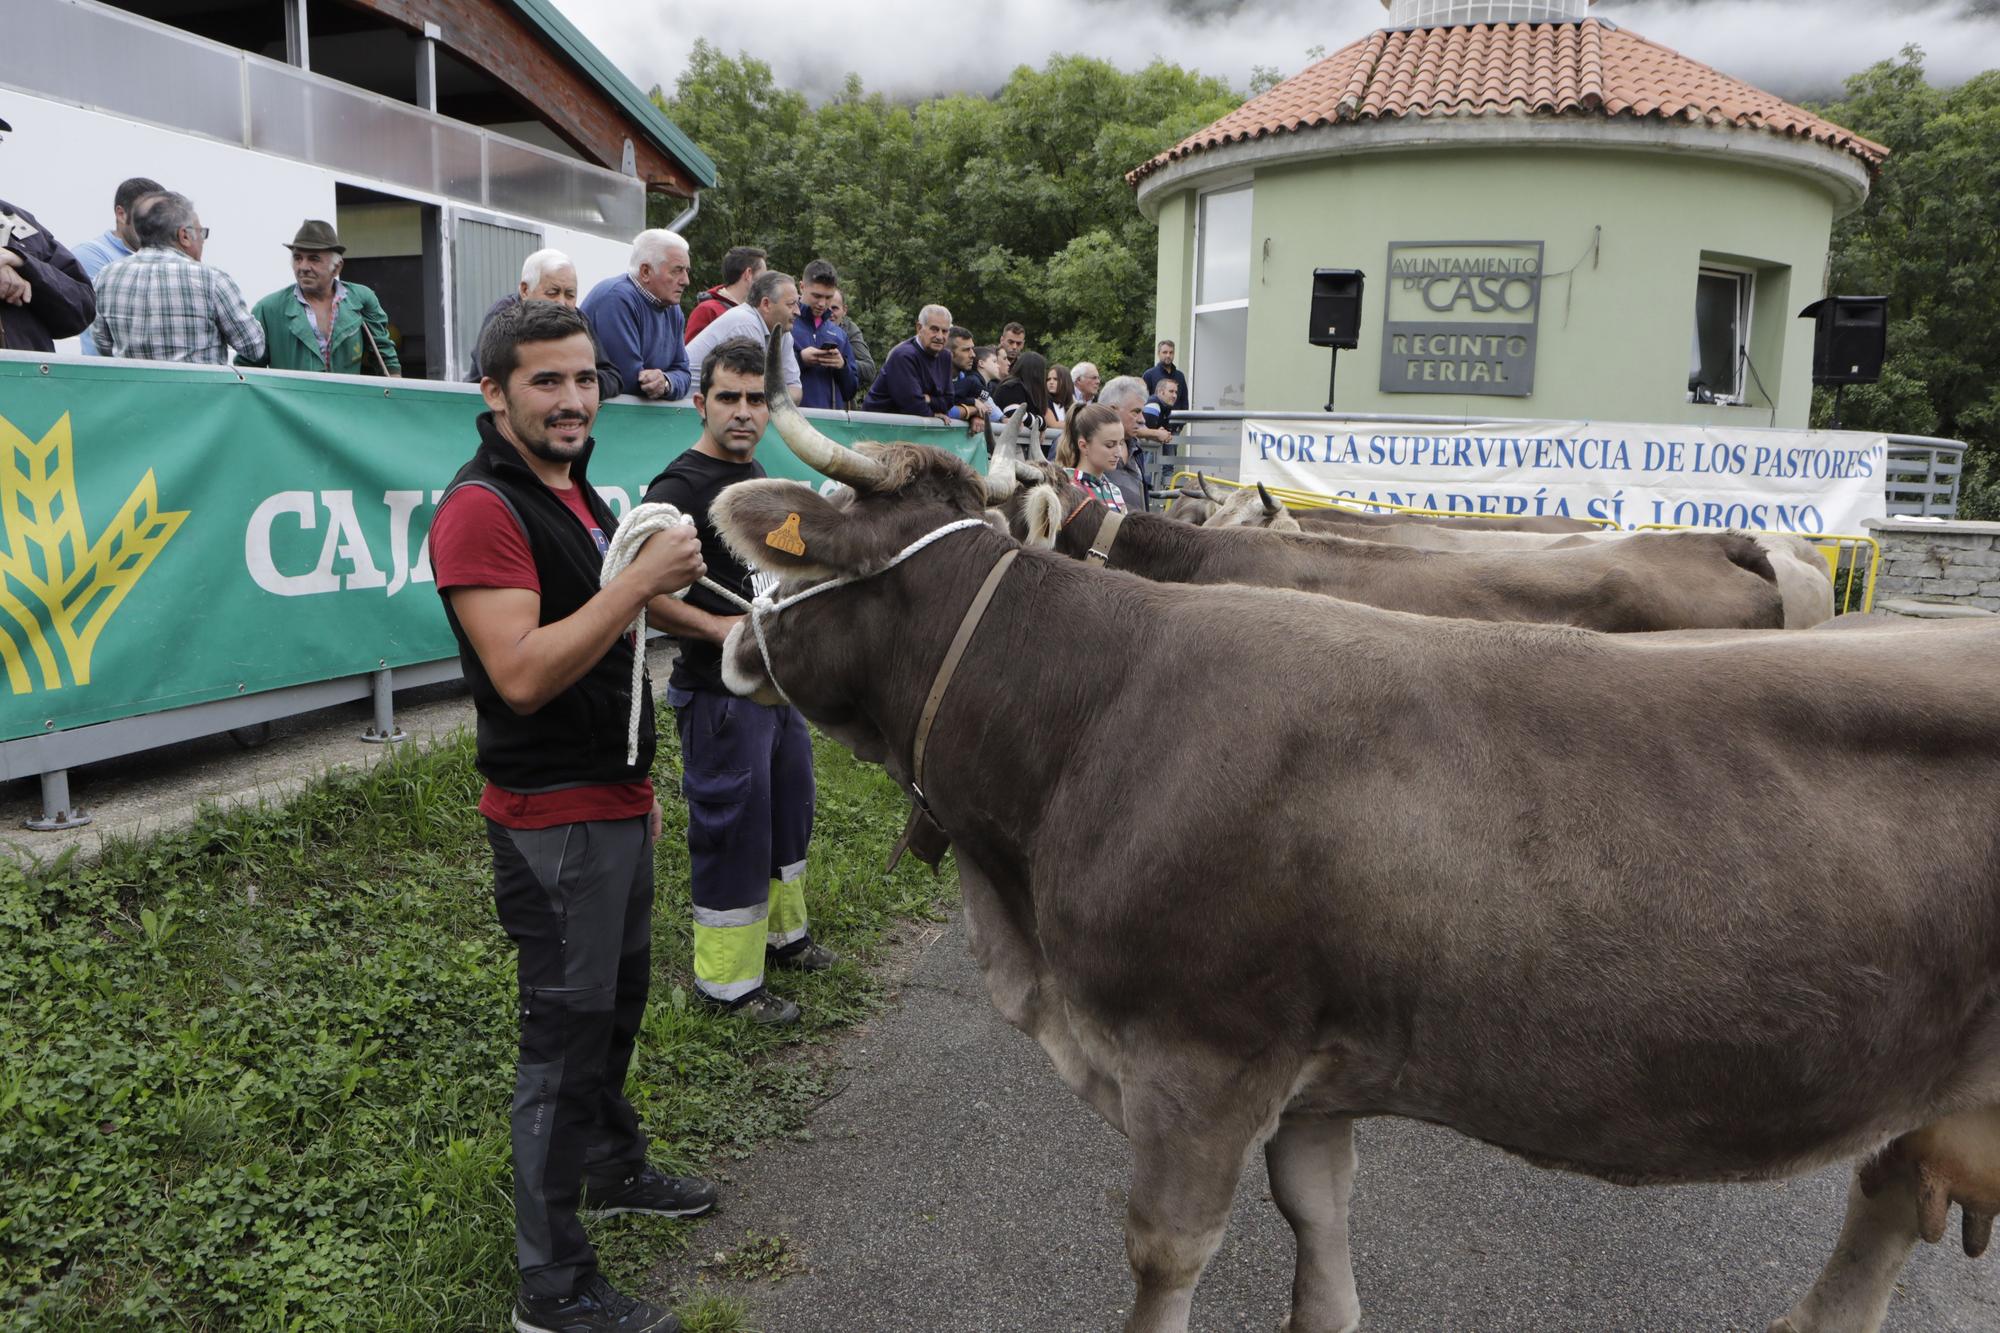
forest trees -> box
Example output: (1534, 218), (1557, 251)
(1813, 49), (2000, 514)
(651, 42), (1240, 376)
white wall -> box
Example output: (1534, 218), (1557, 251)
(5, 94), (336, 350)
(543, 223), (633, 295)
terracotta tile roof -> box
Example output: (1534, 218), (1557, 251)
(1128, 19), (1888, 187)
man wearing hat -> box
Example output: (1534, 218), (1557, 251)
(239, 220), (400, 376)
(0, 113), (98, 353)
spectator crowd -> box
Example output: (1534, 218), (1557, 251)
(1, 145), (1190, 510)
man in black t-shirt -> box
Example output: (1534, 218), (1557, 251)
(644, 337), (831, 1026)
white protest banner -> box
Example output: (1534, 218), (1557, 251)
(1238, 420), (1889, 534)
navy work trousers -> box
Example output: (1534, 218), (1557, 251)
(670, 687), (816, 1001)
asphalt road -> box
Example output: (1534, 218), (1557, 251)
(651, 910), (1999, 1333)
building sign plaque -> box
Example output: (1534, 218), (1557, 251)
(1381, 240), (1542, 397)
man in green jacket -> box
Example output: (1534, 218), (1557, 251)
(239, 220), (400, 376)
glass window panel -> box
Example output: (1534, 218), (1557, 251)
(1689, 271), (1744, 399)
(1192, 306), (1250, 411)
(487, 137), (643, 237)
(248, 62), (481, 199)
(1197, 188), (1253, 306)
(2, 2), (244, 144)
(435, 126), (487, 205)
(0, 5), (635, 240)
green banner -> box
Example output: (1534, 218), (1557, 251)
(0, 357), (980, 742)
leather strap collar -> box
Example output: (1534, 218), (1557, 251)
(1085, 509), (1124, 568)
(887, 546), (1020, 871)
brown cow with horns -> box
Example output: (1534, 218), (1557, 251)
(979, 419), (1790, 633)
(704, 337), (2000, 1333)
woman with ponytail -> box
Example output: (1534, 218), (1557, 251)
(1055, 402), (1127, 513)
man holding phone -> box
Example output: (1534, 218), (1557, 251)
(792, 259), (858, 409)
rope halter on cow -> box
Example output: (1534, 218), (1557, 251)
(746, 516), (994, 710)
(743, 516), (1017, 868)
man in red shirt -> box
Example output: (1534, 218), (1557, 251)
(429, 299), (711, 1333)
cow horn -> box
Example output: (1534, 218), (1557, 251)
(985, 407), (1027, 501)
(997, 405), (1029, 463)
(762, 327), (888, 489)
(1197, 473), (1220, 503)
(1257, 481), (1280, 514)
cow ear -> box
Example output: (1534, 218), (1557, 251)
(710, 479), (855, 579)
(1023, 487), (1062, 548)
(982, 508), (1011, 535)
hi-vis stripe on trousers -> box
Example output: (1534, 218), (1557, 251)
(670, 687), (817, 1003)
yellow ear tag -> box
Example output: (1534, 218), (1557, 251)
(765, 512), (807, 557)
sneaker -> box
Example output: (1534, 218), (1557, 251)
(583, 1164), (719, 1220)
(769, 940), (839, 972)
(513, 1273), (680, 1333)
(699, 987), (801, 1027)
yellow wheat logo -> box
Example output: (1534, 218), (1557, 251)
(0, 411), (188, 695)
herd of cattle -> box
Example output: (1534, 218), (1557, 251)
(704, 333), (2000, 1333)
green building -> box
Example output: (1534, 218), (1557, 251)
(1131, 0), (1887, 427)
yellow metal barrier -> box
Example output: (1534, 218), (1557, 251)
(1166, 472), (1879, 614)
(1166, 471), (1621, 527)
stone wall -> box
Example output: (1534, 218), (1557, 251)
(1866, 518), (2000, 611)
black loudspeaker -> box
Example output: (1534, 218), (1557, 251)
(1308, 269), (1364, 349)
(1798, 296), (1887, 386)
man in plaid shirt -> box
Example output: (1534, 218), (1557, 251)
(89, 192), (263, 364)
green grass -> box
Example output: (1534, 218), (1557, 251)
(0, 715), (955, 1331)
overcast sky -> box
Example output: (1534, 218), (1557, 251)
(554, 1), (1998, 106)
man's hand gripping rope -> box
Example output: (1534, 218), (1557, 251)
(601, 503), (756, 766)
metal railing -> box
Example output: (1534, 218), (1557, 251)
(1151, 411), (1967, 518)
(2, 0), (644, 239)
(1879, 434), (1966, 517)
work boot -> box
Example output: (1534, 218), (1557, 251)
(769, 939), (839, 972)
(582, 1165), (719, 1220)
(700, 986), (800, 1027)
(512, 1273), (680, 1333)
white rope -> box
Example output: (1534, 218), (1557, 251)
(601, 502), (696, 766)
(603, 508), (986, 756)
(698, 576), (753, 612)
(749, 517), (991, 708)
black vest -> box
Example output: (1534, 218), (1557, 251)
(437, 414), (656, 791)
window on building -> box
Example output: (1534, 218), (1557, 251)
(1688, 267), (1753, 404)
(1190, 185), (1253, 410)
